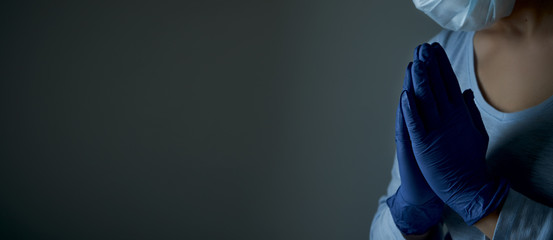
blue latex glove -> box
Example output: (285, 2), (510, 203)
(386, 61), (444, 235)
(401, 43), (510, 225)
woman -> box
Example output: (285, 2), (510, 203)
(371, 0), (553, 239)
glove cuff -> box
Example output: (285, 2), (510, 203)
(460, 178), (511, 225)
(386, 188), (444, 235)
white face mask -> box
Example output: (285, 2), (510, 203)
(412, 0), (516, 31)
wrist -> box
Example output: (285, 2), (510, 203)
(453, 178), (510, 225)
(387, 190), (444, 235)
(402, 224), (442, 240)
(474, 203), (503, 239)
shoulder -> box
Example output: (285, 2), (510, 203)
(427, 30), (474, 60)
(427, 30), (473, 48)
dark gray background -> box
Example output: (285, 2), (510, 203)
(0, 1), (440, 239)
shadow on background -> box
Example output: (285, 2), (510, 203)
(0, 1), (439, 239)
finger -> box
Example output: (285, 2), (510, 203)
(431, 42), (464, 105)
(463, 89), (488, 137)
(415, 43), (431, 62)
(412, 60), (440, 128)
(413, 44), (423, 62)
(418, 43), (450, 114)
(396, 92), (410, 142)
(401, 90), (426, 140)
(402, 62), (414, 92)
(395, 134), (434, 204)
(396, 94), (433, 204)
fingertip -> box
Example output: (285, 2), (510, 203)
(430, 42), (442, 49)
(463, 89), (475, 100)
(413, 44), (422, 61)
(431, 42), (447, 59)
(418, 43), (432, 62)
(407, 61), (413, 70)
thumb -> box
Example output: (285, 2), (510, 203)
(395, 93), (410, 142)
(462, 89), (487, 136)
(401, 90), (426, 141)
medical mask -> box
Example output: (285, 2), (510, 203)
(412, 0), (516, 31)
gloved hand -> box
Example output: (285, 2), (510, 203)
(386, 61), (444, 235)
(401, 43), (510, 225)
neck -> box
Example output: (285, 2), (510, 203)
(492, 0), (553, 36)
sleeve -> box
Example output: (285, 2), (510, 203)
(492, 189), (553, 240)
(370, 153), (405, 239)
